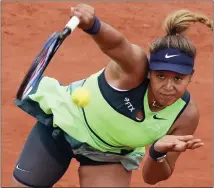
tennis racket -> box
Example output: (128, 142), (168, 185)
(16, 16), (80, 100)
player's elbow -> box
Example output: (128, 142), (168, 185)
(143, 168), (173, 185)
(143, 178), (158, 185)
(143, 174), (171, 185)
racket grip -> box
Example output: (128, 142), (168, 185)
(65, 16), (80, 32)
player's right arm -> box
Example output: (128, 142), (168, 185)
(92, 22), (148, 74)
(70, 4), (148, 81)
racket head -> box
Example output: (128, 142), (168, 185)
(16, 19), (75, 101)
(16, 32), (61, 100)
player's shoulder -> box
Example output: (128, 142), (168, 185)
(124, 43), (149, 80)
(131, 44), (148, 61)
(171, 99), (200, 135)
(181, 99), (200, 121)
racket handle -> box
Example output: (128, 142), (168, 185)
(65, 16), (80, 32)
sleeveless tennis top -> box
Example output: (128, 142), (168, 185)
(15, 69), (190, 154)
(81, 69), (190, 152)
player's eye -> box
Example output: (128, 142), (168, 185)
(157, 75), (165, 79)
(174, 77), (183, 81)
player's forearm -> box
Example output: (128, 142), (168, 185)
(142, 156), (172, 185)
(92, 21), (127, 53)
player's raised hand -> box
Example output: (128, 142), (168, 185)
(154, 135), (204, 153)
(70, 4), (95, 31)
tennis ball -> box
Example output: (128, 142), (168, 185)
(71, 87), (90, 107)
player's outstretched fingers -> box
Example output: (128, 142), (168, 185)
(186, 139), (204, 149)
(191, 142), (204, 149)
(177, 135), (194, 142)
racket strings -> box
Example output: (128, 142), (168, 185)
(22, 34), (60, 99)
(17, 30), (71, 100)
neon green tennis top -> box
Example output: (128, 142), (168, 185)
(15, 69), (190, 155)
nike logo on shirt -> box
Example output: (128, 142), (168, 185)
(153, 114), (167, 120)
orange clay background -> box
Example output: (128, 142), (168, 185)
(2, 1), (212, 187)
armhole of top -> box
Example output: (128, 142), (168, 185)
(98, 69), (149, 93)
(173, 91), (191, 124)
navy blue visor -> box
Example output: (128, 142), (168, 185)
(149, 48), (194, 75)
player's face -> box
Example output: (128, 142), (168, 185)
(149, 70), (193, 106)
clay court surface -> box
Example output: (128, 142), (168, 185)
(2, 1), (212, 187)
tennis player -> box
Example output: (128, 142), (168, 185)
(12, 4), (213, 187)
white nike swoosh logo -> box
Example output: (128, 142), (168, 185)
(16, 164), (30, 172)
(165, 53), (180, 58)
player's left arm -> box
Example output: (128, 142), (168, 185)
(142, 100), (200, 185)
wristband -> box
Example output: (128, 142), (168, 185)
(83, 16), (101, 35)
(149, 141), (167, 161)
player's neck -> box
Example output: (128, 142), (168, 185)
(147, 85), (166, 112)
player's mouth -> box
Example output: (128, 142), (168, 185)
(160, 93), (176, 100)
